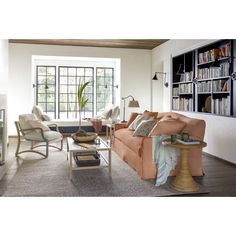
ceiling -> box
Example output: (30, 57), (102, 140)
(8, 39), (168, 50)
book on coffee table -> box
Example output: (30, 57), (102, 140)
(176, 138), (200, 145)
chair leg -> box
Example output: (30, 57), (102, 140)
(46, 141), (49, 158)
(15, 132), (21, 158)
(60, 138), (63, 151)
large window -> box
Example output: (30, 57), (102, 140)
(35, 65), (115, 119)
(96, 67), (114, 115)
(58, 66), (94, 119)
(36, 66), (56, 118)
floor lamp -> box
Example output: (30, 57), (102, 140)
(121, 95), (139, 123)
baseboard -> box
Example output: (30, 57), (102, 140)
(203, 151), (236, 169)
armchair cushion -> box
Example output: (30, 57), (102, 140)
(19, 114), (38, 130)
(27, 120), (50, 132)
(24, 130), (62, 142)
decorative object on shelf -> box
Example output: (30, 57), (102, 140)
(121, 95), (139, 123)
(152, 72), (168, 87)
(176, 64), (184, 75)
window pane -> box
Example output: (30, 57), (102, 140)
(47, 76), (55, 84)
(38, 85), (46, 93)
(47, 94), (55, 102)
(85, 68), (93, 76)
(68, 76), (76, 84)
(84, 94), (93, 102)
(68, 68), (76, 76)
(47, 85), (55, 93)
(47, 67), (55, 76)
(84, 112), (92, 118)
(105, 69), (113, 76)
(47, 103), (55, 111)
(97, 68), (104, 76)
(60, 103), (67, 111)
(38, 76), (46, 84)
(68, 103), (76, 111)
(60, 76), (67, 84)
(38, 93), (46, 102)
(68, 86), (76, 93)
(60, 94), (67, 103)
(97, 86), (105, 94)
(85, 86), (93, 93)
(60, 67), (67, 76)
(85, 103), (92, 111)
(38, 67), (46, 75)
(105, 77), (112, 86)
(60, 85), (67, 93)
(68, 94), (77, 103)
(97, 103), (105, 112)
(77, 68), (84, 76)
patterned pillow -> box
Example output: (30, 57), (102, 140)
(133, 119), (157, 137)
(128, 114), (153, 131)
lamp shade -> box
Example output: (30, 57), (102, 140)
(152, 73), (158, 80)
(128, 100), (139, 108)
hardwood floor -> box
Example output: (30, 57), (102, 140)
(1, 138), (236, 196)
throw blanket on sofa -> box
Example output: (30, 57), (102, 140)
(152, 135), (179, 186)
(85, 118), (102, 133)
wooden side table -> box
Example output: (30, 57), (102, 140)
(163, 140), (207, 192)
(106, 124), (114, 146)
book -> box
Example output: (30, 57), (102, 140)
(176, 138), (200, 145)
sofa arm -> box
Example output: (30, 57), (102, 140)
(114, 123), (127, 131)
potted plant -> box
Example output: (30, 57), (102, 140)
(71, 79), (97, 142)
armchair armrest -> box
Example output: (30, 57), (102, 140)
(21, 127), (46, 140)
(114, 123), (127, 131)
(46, 123), (59, 132)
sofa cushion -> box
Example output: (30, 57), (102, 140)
(114, 128), (144, 155)
(128, 114), (153, 131)
(143, 110), (158, 119)
(148, 118), (186, 136)
(126, 112), (139, 127)
(133, 119), (157, 137)
(100, 107), (112, 119)
(110, 106), (120, 120)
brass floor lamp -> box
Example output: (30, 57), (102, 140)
(121, 95), (139, 123)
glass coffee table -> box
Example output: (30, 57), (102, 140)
(67, 137), (111, 180)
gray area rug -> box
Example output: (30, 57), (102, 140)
(0, 145), (208, 197)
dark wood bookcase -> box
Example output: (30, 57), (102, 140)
(172, 39), (236, 117)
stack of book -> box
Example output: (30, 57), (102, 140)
(73, 151), (100, 167)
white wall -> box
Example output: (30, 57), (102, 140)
(8, 43), (151, 134)
(152, 39), (236, 164)
(0, 40), (8, 94)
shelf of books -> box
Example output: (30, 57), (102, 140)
(172, 39), (236, 117)
(196, 40), (232, 115)
(172, 50), (195, 112)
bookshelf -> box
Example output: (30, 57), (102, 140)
(172, 39), (236, 117)
(172, 51), (195, 112)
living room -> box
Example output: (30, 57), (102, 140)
(1, 0), (235, 235)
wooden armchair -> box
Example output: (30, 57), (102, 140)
(15, 114), (63, 158)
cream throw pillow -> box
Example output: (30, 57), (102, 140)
(28, 120), (50, 132)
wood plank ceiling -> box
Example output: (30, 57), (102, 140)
(8, 39), (168, 50)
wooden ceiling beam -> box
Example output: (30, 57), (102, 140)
(8, 39), (168, 50)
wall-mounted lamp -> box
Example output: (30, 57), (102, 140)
(152, 72), (168, 87)
(105, 84), (119, 89)
(121, 95), (139, 123)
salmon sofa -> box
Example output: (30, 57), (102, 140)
(112, 112), (206, 180)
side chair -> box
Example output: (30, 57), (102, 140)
(15, 114), (63, 159)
